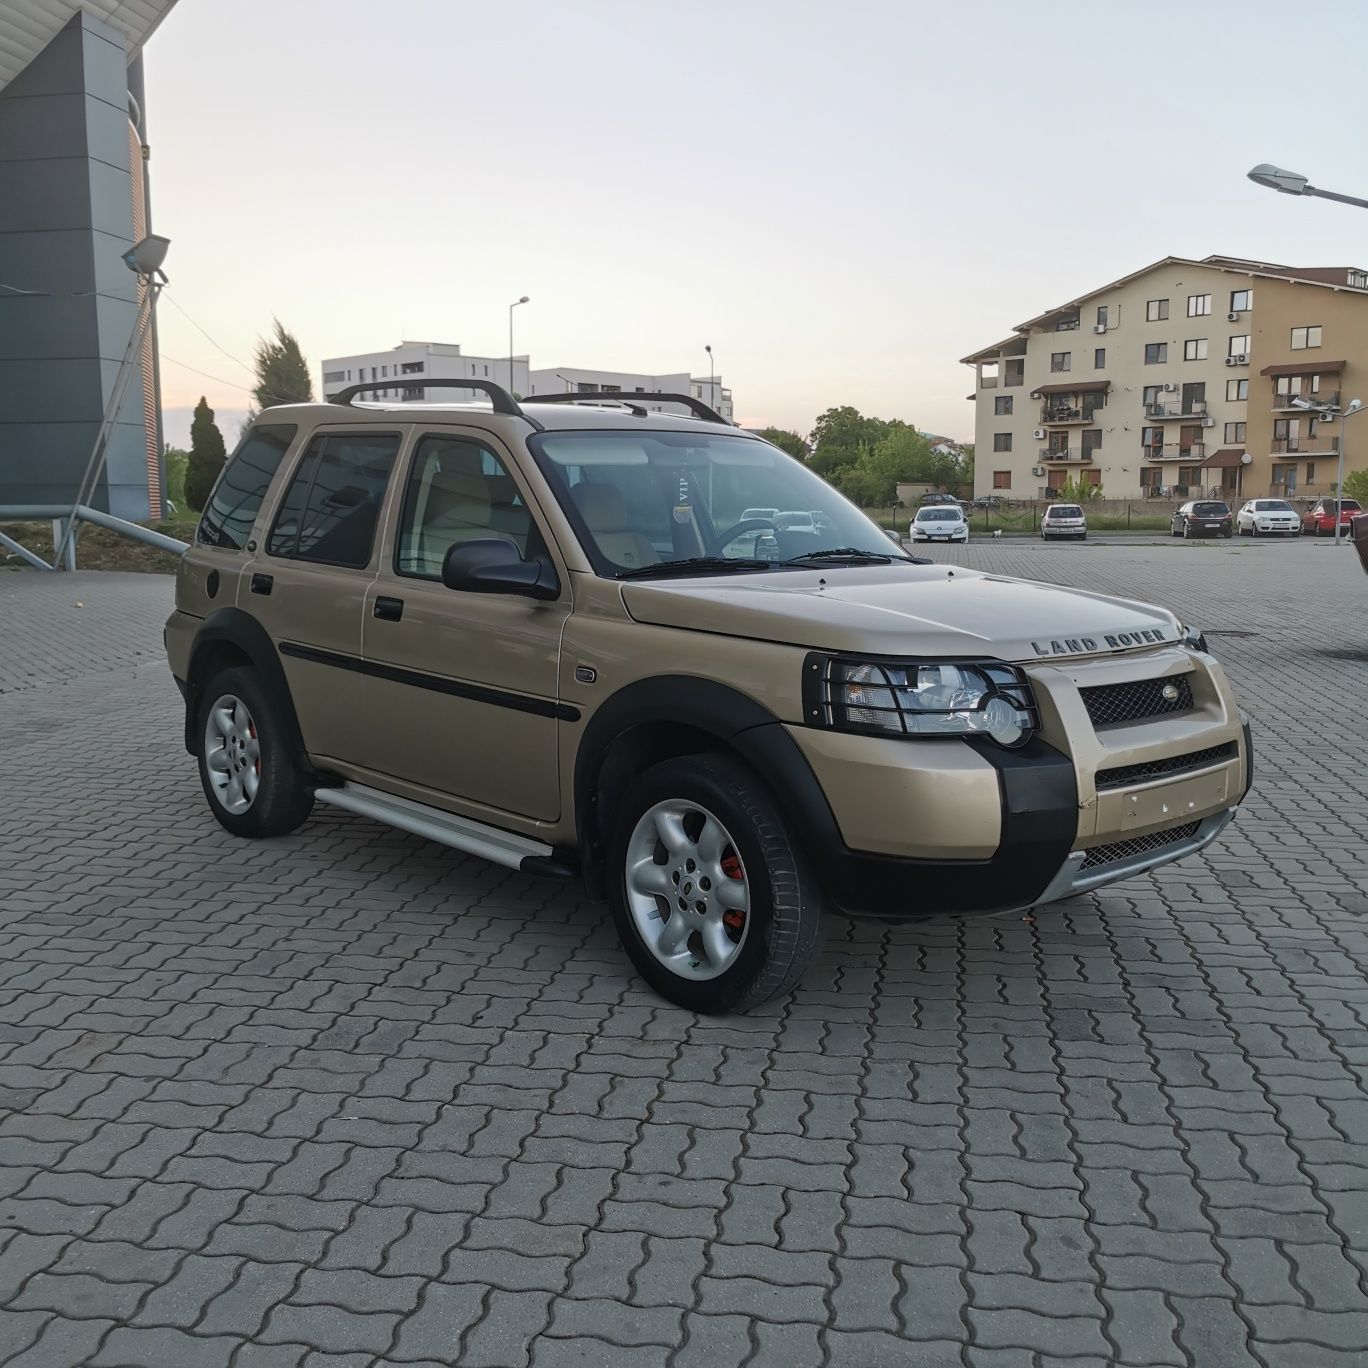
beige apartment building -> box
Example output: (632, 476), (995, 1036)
(963, 255), (1368, 502)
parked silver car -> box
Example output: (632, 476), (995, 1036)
(1041, 503), (1087, 541)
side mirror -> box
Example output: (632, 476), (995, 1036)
(441, 538), (559, 601)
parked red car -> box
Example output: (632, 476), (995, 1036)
(1302, 498), (1363, 536)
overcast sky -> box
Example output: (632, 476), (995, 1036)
(150, 0), (1368, 448)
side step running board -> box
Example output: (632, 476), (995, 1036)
(314, 782), (558, 874)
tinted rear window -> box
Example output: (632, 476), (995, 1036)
(196, 424), (296, 550)
(1049, 505), (1083, 517)
(1193, 502), (1230, 516)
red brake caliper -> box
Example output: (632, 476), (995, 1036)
(721, 848), (746, 931)
(249, 721), (259, 774)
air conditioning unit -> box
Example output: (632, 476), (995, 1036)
(1233, 353), (1248, 364)
(1033, 427), (1046, 439)
(1201, 416), (1215, 427)
(1093, 324), (1108, 335)
(1225, 356), (1237, 366)
(1162, 383), (1178, 392)
(1226, 310), (1240, 321)
(1032, 466), (1045, 477)
(1029, 389), (1041, 399)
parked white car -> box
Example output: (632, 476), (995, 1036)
(910, 505), (970, 543)
(1041, 503), (1087, 541)
(1236, 499), (1300, 537)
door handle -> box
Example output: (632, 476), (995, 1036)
(373, 596), (404, 621)
(250, 573), (273, 595)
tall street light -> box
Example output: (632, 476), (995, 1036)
(508, 296), (529, 397)
(1291, 396), (1364, 544)
(704, 344), (714, 407)
(1247, 164), (1368, 211)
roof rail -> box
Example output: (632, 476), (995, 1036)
(326, 378), (543, 430)
(525, 392), (730, 425)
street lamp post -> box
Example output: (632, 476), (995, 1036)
(1247, 164), (1368, 211)
(1292, 396), (1364, 544)
(704, 344), (714, 408)
(508, 295), (529, 397)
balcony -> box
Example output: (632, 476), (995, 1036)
(1039, 447), (1093, 463)
(1039, 404), (1099, 425)
(1268, 480), (1338, 500)
(1272, 437), (1339, 456)
(1272, 389), (1339, 412)
(1146, 443), (1206, 461)
(1144, 400), (1208, 420)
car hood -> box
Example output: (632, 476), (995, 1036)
(620, 564), (1182, 662)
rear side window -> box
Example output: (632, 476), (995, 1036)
(267, 431), (401, 567)
(197, 424), (296, 550)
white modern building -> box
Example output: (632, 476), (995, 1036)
(321, 341), (529, 404)
(320, 343), (733, 422)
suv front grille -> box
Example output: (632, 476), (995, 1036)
(1080, 821), (1201, 871)
(1095, 742), (1237, 791)
(1080, 675), (1193, 730)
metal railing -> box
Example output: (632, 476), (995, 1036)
(1272, 436), (1339, 454)
(1149, 443), (1205, 460)
(1272, 389), (1339, 411)
(0, 504), (189, 571)
(1144, 400), (1208, 419)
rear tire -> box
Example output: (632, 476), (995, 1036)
(195, 666), (313, 838)
(607, 753), (825, 1014)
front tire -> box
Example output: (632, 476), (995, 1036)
(196, 666), (313, 838)
(607, 753), (824, 1014)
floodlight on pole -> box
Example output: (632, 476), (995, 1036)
(705, 344), (714, 406)
(1247, 163), (1368, 211)
(53, 236), (170, 569)
(1290, 395), (1364, 545)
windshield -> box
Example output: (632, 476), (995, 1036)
(1048, 505), (1083, 518)
(1193, 502), (1230, 516)
(917, 508), (961, 522)
(1254, 501), (1292, 511)
(530, 429), (907, 576)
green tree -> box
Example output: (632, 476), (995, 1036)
(184, 397), (227, 512)
(1343, 468), (1368, 503)
(809, 406), (895, 477)
(253, 319), (313, 410)
(755, 426), (807, 460)
(164, 445), (188, 511)
(1055, 475), (1102, 502)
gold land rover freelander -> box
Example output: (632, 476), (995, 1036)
(165, 381), (1253, 1014)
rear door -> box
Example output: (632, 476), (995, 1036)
(240, 425), (406, 766)
(356, 427), (570, 823)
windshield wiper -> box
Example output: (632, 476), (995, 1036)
(614, 556), (780, 581)
(781, 547), (914, 566)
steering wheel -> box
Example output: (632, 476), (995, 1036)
(708, 518), (775, 556)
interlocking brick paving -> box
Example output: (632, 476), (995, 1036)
(1, 539), (1366, 1366)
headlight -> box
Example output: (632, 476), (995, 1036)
(808, 656), (1038, 747)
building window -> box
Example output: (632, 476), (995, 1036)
(1307, 461), (1317, 482)
(1143, 385), (1162, 407)
(1187, 294), (1211, 317)
(993, 433), (1013, 452)
(1055, 315), (1079, 331)
(1183, 338), (1208, 361)
(1050, 352), (1071, 372)
(1004, 359), (1024, 387)
(1141, 426), (1162, 448)
(1083, 468), (1101, 487)
(1094, 347), (1105, 368)
(1290, 325), (1322, 350)
(1350, 271), (1368, 289)
(1144, 343), (1167, 364)
(400, 361), (425, 374)
(993, 470), (1011, 489)
(323, 370), (345, 384)
(1228, 335), (1250, 357)
(1146, 298), (1169, 322)
(994, 395), (1013, 416)
(1096, 305), (1108, 328)
(1224, 422), (1246, 443)
(1227, 378), (1249, 401)
(1230, 289), (1252, 313)
(1082, 428), (1102, 458)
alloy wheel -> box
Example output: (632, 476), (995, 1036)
(624, 799), (751, 980)
(204, 693), (261, 814)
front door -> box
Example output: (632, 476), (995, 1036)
(1182, 381), (1205, 413)
(241, 426), (405, 766)
(357, 429), (570, 824)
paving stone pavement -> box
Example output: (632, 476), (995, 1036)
(1, 539), (1367, 1368)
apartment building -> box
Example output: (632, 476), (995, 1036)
(320, 344), (733, 423)
(962, 256), (1368, 501)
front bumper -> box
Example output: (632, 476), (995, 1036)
(783, 650), (1251, 921)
